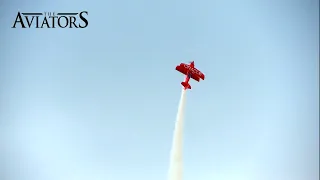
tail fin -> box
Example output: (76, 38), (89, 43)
(181, 82), (191, 89)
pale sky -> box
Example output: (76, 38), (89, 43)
(0, 0), (319, 180)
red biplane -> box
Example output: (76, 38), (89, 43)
(175, 61), (205, 90)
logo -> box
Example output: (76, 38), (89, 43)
(184, 64), (202, 76)
(12, 11), (88, 28)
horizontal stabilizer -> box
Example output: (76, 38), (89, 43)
(181, 82), (191, 89)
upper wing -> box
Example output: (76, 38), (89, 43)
(176, 63), (205, 82)
(189, 72), (201, 82)
(176, 63), (188, 75)
(192, 67), (205, 80)
(188, 66), (205, 82)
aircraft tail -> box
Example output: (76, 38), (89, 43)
(181, 82), (191, 89)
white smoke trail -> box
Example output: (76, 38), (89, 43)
(168, 88), (187, 180)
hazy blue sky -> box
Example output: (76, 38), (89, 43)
(0, 0), (318, 180)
